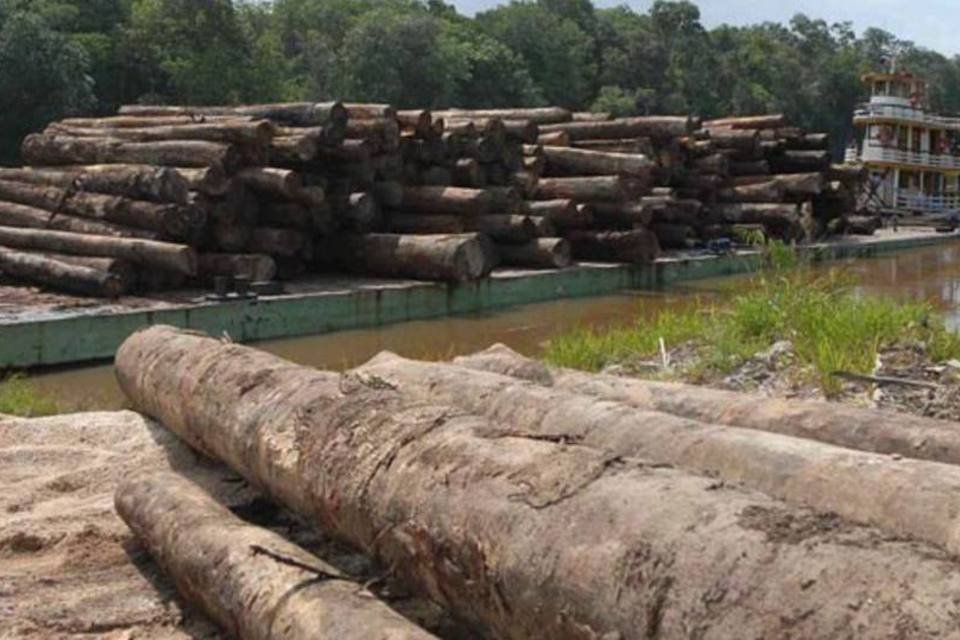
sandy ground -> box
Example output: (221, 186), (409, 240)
(0, 411), (465, 639)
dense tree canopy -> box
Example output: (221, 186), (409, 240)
(2, 0), (959, 163)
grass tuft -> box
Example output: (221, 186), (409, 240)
(0, 374), (60, 417)
(545, 243), (960, 395)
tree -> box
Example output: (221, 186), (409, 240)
(0, 10), (94, 163)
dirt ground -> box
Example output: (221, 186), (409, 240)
(0, 411), (468, 639)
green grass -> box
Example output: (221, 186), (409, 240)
(0, 374), (60, 417)
(545, 244), (960, 395)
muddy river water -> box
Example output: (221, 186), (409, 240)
(27, 242), (960, 411)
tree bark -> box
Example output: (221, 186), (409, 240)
(0, 225), (196, 275)
(119, 102), (348, 128)
(537, 131), (570, 147)
(703, 114), (786, 130)
(0, 246), (123, 297)
(572, 111), (612, 122)
(0, 165), (190, 204)
(718, 180), (785, 203)
(542, 146), (652, 178)
(771, 150), (831, 173)
(653, 222), (697, 248)
(535, 175), (644, 202)
(432, 107), (571, 125)
(269, 136), (318, 165)
(345, 118), (401, 152)
(730, 160), (770, 176)
(116, 472), (437, 640)
(526, 199), (587, 229)
(571, 138), (655, 155)
(236, 167), (304, 200)
(0, 179), (203, 239)
(247, 227), (313, 260)
(59, 114), (252, 128)
(497, 237), (572, 268)
(732, 172), (824, 196)
(566, 228), (660, 263)
(322, 232), (496, 282)
(22, 134), (241, 172)
(396, 110), (434, 137)
(693, 153), (729, 175)
(452, 158), (486, 188)
(0, 201), (162, 240)
(705, 128), (760, 151)
(540, 116), (695, 141)
(401, 186), (493, 216)
(344, 103), (397, 120)
(114, 326), (960, 640)
(46, 120), (274, 147)
(176, 166), (230, 196)
(589, 201), (654, 227)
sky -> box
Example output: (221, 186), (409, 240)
(452, 0), (960, 56)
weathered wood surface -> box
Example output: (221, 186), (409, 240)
(115, 326), (960, 640)
(566, 229), (660, 263)
(497, 238), (572, 269)
(116, 472), (438, 640)
(22, 135), (241, 172)
(0, 246), (123, 297)
(0, 165), (190, 204)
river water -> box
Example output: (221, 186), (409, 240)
(27, 242), (960, 411)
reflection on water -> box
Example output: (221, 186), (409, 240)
(28, 242), (960, 410)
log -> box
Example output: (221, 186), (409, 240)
(535, 175), (644, 202)
(40, 251), (135, 286)
(344, 103), (396, 120)
(572, 111), (612, 122)
(771, 150), (830, 173)
(401, 186), (492, 216)
(540, 116), (695, 140)
(0, 165), (189, 204)
(470, 214), (535, 243)
(497, 238), (572, 268)
(346, 118), (401, 152)
(0, 201), (162, 240)
(0, 246), (123, 297)
(119, 102), (348, 128)
(542, 146), (652, 178)
(730, 160), (770, 176)
(197, 253), (277, 281)
(269, 136), (317, 164)
(420, 166), (453, 186)
(114, 326), (960, 640)
(791, 133), (831, 150)
(46, 120), (274, 147)
(390, 214), (465, 235)
(0, 179), (203, 239)
(116, 473), (437, 640)
(336, 192), (381, 232)
(432, 107), (571, 125)
(235, 167), (303, 200)
(0, 226), (196, 275)
(259, 201), (331, 232)
(732, 172), (824, 196)
(396, 110), (433, 137)
(317, 138), (371, 164)
(58, 115), (252, 128)
(845, 215), (882, 235)
(718, 180), (785, 203)
(572, 138), (655, 155)
(693, 153), (729, 175)
(566, 229), (660, 263)
(705, 128), (760, 151)
(22, 134), (241, 172)
(537, 131), (570, 147)
(322, 233), (496, 282)
(589, 201), (653, 227)
(703, 114), (786, 130)
(373, 181), (403, 208)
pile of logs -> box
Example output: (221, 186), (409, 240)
(112, 326), (960, 639)
(0, 103), (866, 299)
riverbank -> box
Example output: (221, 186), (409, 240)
(2, 226), (958, 369)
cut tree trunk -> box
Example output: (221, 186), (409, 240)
(0, 165), (189, 204)
(590, 201), (653, 227)
(46, 120), (274, 147)
(0, 201), (162, 240)
(323, 233), (496, 282)
(344, 103), (397, 120)
(527, 199), (587, 228)
(540, 116), (695, 141)
(361, 350), (960, 559)
(703, 114), (786, 130)
(705, 128), (760, 151)
(653, 223), (697, 248)
(0, 179), (203, 239)
(542, 146), (652, 178)
(536, 175), (644, 202)
(432, 107), (571, 125)
(0, 225), (196, 275)
(0, 246), (123, 297)
(59, 115), (252, 128)
(537, 131), (570, 147)
(235, 167), (304, 200)
(116, 472), (437, 640)
(247, 228), (313, 260)
(718, 180), (785, 203)
(771, 150), (831, 173)
(176, 167), (230, 196)
(452, 158), (486, 188)
(269, 136), (317, 165)
(401, 186), (493, 216)
(114, 326), (960, 640)
(572, 138), (655, 155)
(22, 135), (241, 172)
(119, 102), (348, 128)
(566, 229), (660, 263)
(497, 238), (572, 268)
(732, 172), (824, 196)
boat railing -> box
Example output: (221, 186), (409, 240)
(854, 103), (960, 129)
(895, 191), (960, 214)
(860, 143), (960, 170)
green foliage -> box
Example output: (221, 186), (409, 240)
(4, 0), (960, 163)
(0, 374), (60, 417)
(545, 250), (960, 396)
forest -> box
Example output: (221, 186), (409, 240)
(2, 0), (959, 163)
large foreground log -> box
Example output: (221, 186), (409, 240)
(115, 326), (960, 640)
(22, 135), (241, 172)
(116, 473), (437, 640)
(323, 233), (496, 282)
(359, 351), (960, 557)
(566, 229), (660, 263)
(0, 201), (161, 240)
(542, 146), (652, 177)
(0, 165), (189, 204)
(0, 246), (123, 297)
(46, 120), (274, 147)
(0, 226), (196, 275)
